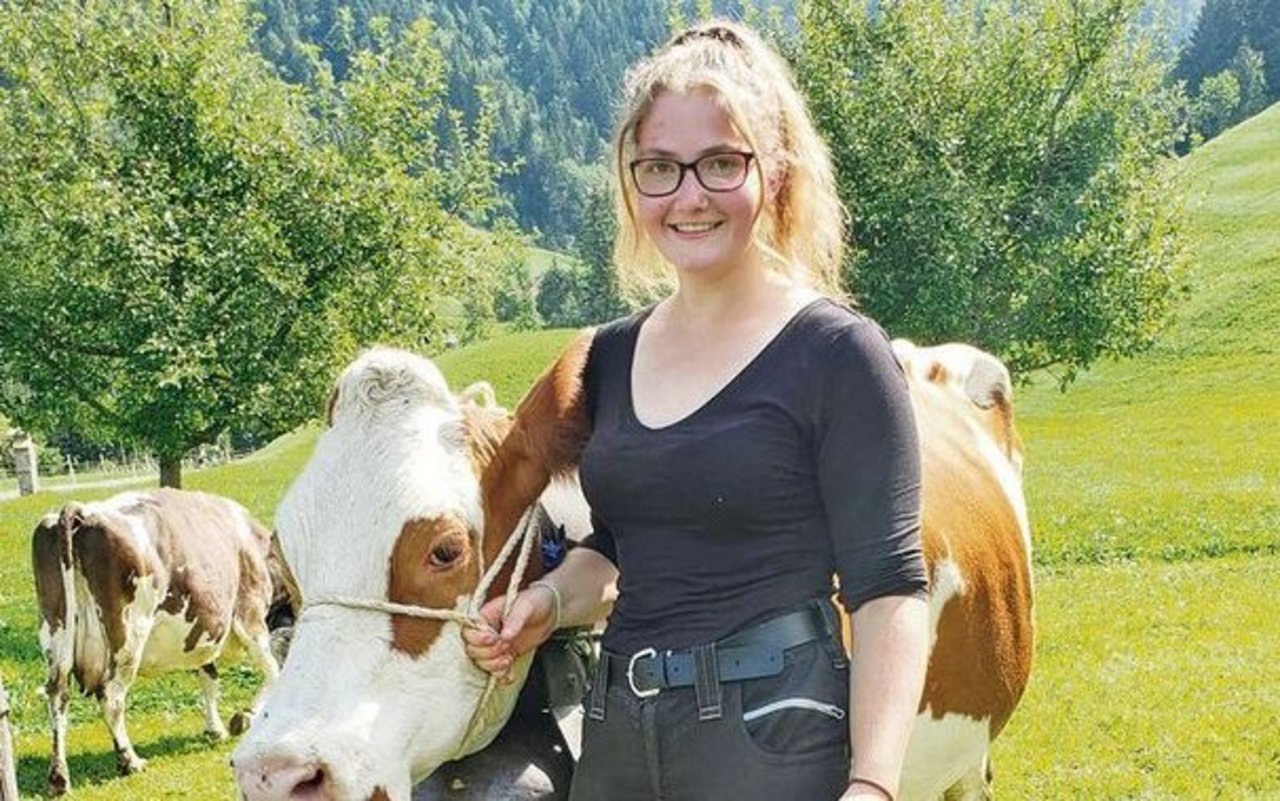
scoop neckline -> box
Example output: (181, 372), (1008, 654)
(625, 296), (830, 432)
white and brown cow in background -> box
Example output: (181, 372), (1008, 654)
(234, 334), (1033, 801)
(32, 488), (281, 796)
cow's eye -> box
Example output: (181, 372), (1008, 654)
(428, 541), (463, 569)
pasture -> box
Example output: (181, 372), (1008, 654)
(1, 106), (1278, 798)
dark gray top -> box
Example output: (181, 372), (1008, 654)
(579, 298), (927, 655)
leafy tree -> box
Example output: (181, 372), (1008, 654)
(0, 1), (500, 486)
(536, 263), (586, 329)
(797, 0), (1187, 382)
(1228, 42), (1269, 116)
(1190, 68), (1244, 139)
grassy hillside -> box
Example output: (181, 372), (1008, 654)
(997, 102), (1280, 797)
(0, 106), (1276, 798)
(1015, 102), (1280, 566)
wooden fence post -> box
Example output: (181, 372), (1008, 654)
(0, 676), (18, 801)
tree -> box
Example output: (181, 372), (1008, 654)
(1190, 68), (1244, 140)
(796, 0), (1187, 382)
(573, 179), (630, 324)
(0, 1), (500, 486)
(1177, 0), (1280, 111)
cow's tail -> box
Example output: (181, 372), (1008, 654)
(54, 507), (81, 684)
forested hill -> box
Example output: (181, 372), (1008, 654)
(252, 0), (676, 246)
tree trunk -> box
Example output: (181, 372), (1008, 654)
(160, 454), (183, 488)
(0, 677), (17, 801)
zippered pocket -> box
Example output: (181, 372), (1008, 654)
(743, 697), (846, 722)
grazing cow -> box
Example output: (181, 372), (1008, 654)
(234, 335), (1033, 801)
(32, 488), (281, 796)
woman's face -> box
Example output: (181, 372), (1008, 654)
(632, 88), (764, 281)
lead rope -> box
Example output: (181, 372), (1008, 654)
(301, 505), (542, 755)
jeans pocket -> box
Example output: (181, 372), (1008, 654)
(737, 641), (849, 759)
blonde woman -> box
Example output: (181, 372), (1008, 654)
(466, 20), (928, 801)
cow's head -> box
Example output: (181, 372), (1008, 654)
(233, 335), (591, 801)
(892, 339), (1022, 474)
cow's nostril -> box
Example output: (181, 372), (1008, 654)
(289, 767), (326, 799)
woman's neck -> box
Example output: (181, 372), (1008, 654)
(663, 257), (812, 333)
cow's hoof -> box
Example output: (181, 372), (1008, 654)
(228, 711), (253, 736)
(117, 754), (147, 775)
(47, 768), (70, 797)
(205, 726), (230, 742)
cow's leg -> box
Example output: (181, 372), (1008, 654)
(43, 657), (72, 796)
(199, 664), (230, 741)
(941, 753), (992, 801)
(101, 667), (146, 775)
(227, 618), (280, 736)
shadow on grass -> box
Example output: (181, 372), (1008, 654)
(16, 730), (224, 799)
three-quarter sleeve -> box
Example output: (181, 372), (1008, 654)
(816, 320), (927, 612)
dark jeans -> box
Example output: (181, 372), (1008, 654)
(568, 636), (850, 801)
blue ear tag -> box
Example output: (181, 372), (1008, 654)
(541, 524), (568, 571)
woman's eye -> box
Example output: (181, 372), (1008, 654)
(642, 160), (677, 177)
(703, 155), (737, 176)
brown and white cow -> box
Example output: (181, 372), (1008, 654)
(32, 488), (281, 796)
(233, 335), (1033, 801)
(890, 340), (1034, 799)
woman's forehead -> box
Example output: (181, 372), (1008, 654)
(635, 88), (750, 155)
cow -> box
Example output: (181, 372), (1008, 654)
(233, 334), (1033, 801)
(32, 488), (281, 796)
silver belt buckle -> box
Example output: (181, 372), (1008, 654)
(626, 647), (660, 698)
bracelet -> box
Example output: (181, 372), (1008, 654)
(528, 580), (562, 631)
(848, 776), (895, 801)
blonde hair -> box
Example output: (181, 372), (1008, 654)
(611, 19), (847, 300)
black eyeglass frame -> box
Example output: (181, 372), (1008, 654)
(628, 151), (756, 198)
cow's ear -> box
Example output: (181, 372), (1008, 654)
(508, 329), (594, 479)
(963, 355), (1013, 411)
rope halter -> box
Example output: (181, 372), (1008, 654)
(297, 504), (543, 756)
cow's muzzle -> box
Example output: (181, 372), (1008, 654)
(233, 749), (335, 801)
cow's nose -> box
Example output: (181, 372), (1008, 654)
(235, 752), (334, 801)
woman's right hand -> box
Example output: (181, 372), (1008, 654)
(461, 583), (558, 681)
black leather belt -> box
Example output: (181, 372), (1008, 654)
(604, 603), (833, 698)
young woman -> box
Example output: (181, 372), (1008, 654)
(465, 20), (929, 801)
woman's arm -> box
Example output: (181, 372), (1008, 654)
(462, 546), (618, 678)
(839, 594), (930, 801)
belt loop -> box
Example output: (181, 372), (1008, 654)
(692, 643), (723, 721)
(587, 651), (609, 721)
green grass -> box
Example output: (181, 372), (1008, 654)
(997, 555), (1280, 798)
(1, 105), (1278, 799)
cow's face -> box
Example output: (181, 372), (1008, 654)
(234, 338), (590, 801)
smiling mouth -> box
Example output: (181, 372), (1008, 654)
(669, 221), (721, 234)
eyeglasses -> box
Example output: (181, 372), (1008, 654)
(629, 151), (755, 198)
